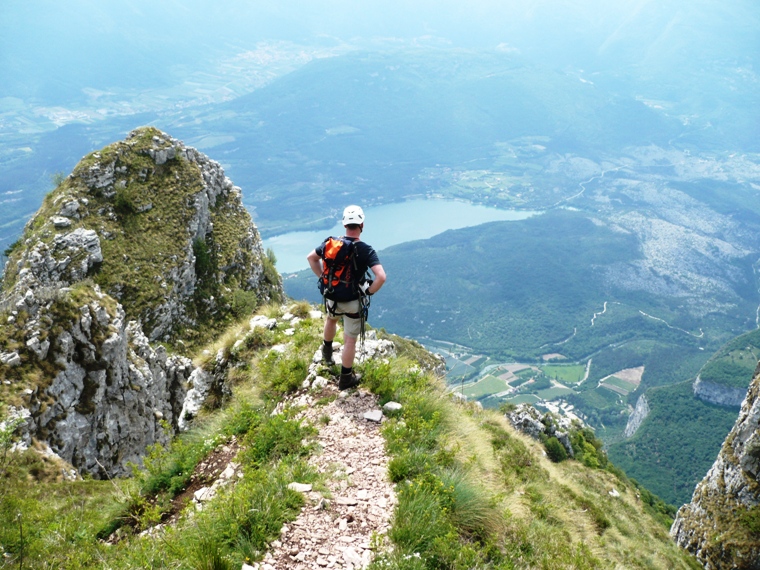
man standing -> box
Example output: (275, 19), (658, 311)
(307, 205), (386, 390)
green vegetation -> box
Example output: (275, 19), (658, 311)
(569, 427), (608, 470)
(541, 363), (586, 384)
(0, 303), (700, 568)
(461, 374), (507, 399)
(362, 356), (697, 569)
(457, 363), (579, 409)
(739, 505), (760, 535)
(545, 437), (567, 463)
(0, 406), (24, 480)
(506, 394), (540, 405)
(601, 376), (638, 393)
(536, 386), (574, 399)
(698, 327), (760, 389)
(608, 381), (740, 505)
(193, 236), (213, 279)
(0, 303), (324, 568)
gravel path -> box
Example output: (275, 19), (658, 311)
(249, 384), (396, 570)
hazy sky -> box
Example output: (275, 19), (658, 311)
(2, 0), (757, 77)
(0, 0), (757, 123)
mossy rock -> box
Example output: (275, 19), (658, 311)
(2, 127), (283, 349)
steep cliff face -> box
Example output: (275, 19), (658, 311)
(4, 282), (195, 475)
(624, 394), (650, 438)
(671, 366), (760, 569)
(0, 127), (282, 476)
(694, 376), (747, 408)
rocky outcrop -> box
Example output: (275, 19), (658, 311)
(624, 395), (650, 438)
(506, 403), (575, 458)
(671, 367), (760, 568)
(694, 375), (747, 408)
(0, 127), (282, 477)
(5, 283), (193, 476)
(3, 126), (282, 342)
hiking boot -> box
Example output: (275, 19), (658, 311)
(322, 342), (334, 365)
(338, 371), (361, 391)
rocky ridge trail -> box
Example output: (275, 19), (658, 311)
(173, 320), (401, 570)
(254, 391), (395, 569)
(245, 340), (398, 570)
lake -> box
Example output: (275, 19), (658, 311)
(262, 199), (541, 273)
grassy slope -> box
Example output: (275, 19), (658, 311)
(0, 304), (698, 568)
(697, 327), (760, 389)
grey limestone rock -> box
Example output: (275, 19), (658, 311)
(506, 403), (575, 458)
(671, 368), (760, 568)
(23, 228), (103, 286)
(693, 375), (747, 408)
(51, 216), (72, 229)
(57, 199), (81, 218)
(26, 297), (194, 476)
(624, 394), (650, 438)
(83, 160), (115, 191)
(354, 331), (396, 363)
(250, 315), (278, 330)
(507, 404), (547, 439)
(0, 351), (21, 367)
(363, 409), (384, 423)
(0, 127), (281, 478)
(288, 482), (313, 493)
(26, 336), (50, 361)
(178, 368), (213, 431)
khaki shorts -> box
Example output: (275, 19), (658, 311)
(325, 299), (362, 338)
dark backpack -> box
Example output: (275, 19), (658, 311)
(318, 236), (359, 302)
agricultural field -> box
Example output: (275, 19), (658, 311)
(537, 386), (575, 400)
(540, 363), (587, 384)
(445, 359), (477, 381)
(505, 394), (541, 405)
(598, 366), (644, 396)
(461, 374), (509, 399)
(453, 358), (583, 409)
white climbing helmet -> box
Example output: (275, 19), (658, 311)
(342, 205), (365, 225)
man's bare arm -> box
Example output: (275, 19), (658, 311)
(368, 264), (386, 295)
(307, 250), (323, 277)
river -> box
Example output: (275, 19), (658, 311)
(262, 199), (541, 272)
